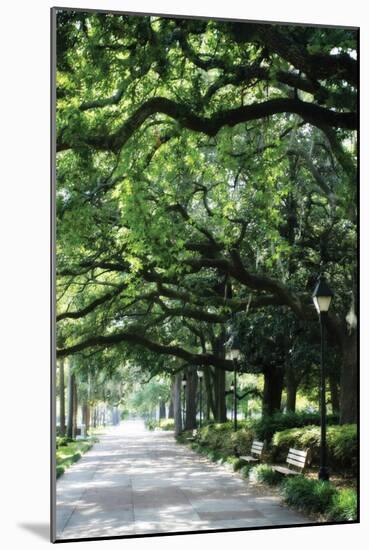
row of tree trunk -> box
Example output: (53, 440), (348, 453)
(169, 360), (342, 435)
(58, 359), (110, 438)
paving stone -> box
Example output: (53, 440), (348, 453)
(56, 420), (310, 541)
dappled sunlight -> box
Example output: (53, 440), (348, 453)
(56, 420), (310, 540)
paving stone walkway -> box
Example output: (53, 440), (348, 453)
(56, 420), (309, 540)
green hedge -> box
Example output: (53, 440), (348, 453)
(56, 439), (96, 478)
(253, 411), (339, 442)
(281, 477), (357, 521)
(282, 477), (338, 514)
(177, 417), (356, 474)
(193, 413), (340, 456)
(56, 436), (72, 448)
(145, 419), (154, 430)
(196, 422), (254, 456)
(328, 489), (357, 521)
(145, 419), (175, 431)
(249, 464), (283, 486)
(272, 424), (357, 472)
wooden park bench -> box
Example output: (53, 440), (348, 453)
(272, 448), (309, 476)
(239, 440), (264, 463)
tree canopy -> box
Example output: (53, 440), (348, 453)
(55, 11), (358, 423)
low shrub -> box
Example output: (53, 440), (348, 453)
(196, 421), (255, 456)
(56, 436), (71, 448)
(56, 465), (65, 478)
(240, 464), (253, 479)
(146, 419), (175, 431)
(327, 425), (357, 470)
(158, 419), (175, 431)
(56, 439), (94, 478)
(233, 457), (247, 472)
(145, 419), (160, 430)
(249, 464), (283, 486)
(328, 489), (357, 521)
(272, 424), (357, 472)
(282, 476), (337, 514)
(253, 411), (339, 442)
(145, 419), (156, 431)
(231, 428), (254, 456)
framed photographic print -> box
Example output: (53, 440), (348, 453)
(51, 5), (358, 542)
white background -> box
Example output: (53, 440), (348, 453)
(1, 0), (366, 548)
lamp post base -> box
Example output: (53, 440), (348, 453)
(318, 467), (330, 481)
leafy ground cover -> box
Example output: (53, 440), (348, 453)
(56, 437), (98, 478)
(177, 419), (357, 521)
(145, 419), (175, 431)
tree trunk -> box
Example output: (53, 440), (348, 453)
(86, 403), (90, 434)
(159, 401), (166, 419)
(285, 368), (298, 412)
(72, 379), (78, 438)
(67, 368), (74, 439)
(262, 365), (284, 417)
(204, 366), (215, 419)
(329, 373), (340, 415)
(173, 372), (183, 435)
(86, 370), (91, 433)
(339, 331), (357, 424)
(214, 368), (227, 422)
(59, 359), (65, 436)
(286, 382), (297, 413)
(185, 367), (198, 430)
(168, 398), (174, 419)
(168, 376), (175, 419)
(82, 402), (88, 435)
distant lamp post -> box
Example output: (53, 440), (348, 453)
(181, 374), (187, 429)
(197, 368), (204, 428)
(226, 332), (242, 432)
(312, 275), (334, 481)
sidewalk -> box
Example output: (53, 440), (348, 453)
(56, 420), (309, 540)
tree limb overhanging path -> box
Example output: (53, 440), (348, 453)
(57, 97), (356, 153)
(56, 14), (357, 423)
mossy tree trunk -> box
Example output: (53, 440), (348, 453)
(67, 367), (74, 439)
(173, 372), (183, 435)
(159, 400), (166, 419)
(262, 365), (284, 417)
(329, 373), (340, 415)
(339, 331), (357, 424)
(59, 358), (66, 435)
(72, 379), (78, 438)
(185, 367), (198, 430)
(285, 366), (298, 413)
(204, 366), (215, 420)
(213, 368), (227, 423)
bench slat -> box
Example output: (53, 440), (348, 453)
(239, 455), (259, 462)
(271, 447), (309, 476)
(286, 457), (306, 469)
(273, 466), (300, 475)
(287, 453), (306, 463)
(238, 440), (264, 463)
(288, 449), (307, 459)
(250, 448), (263, 455)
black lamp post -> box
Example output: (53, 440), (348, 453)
(312, 275), (334, 481)
(181, 374), (187, 429)
(197, 368), (204, 428)
(226, 333), (242, 432)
